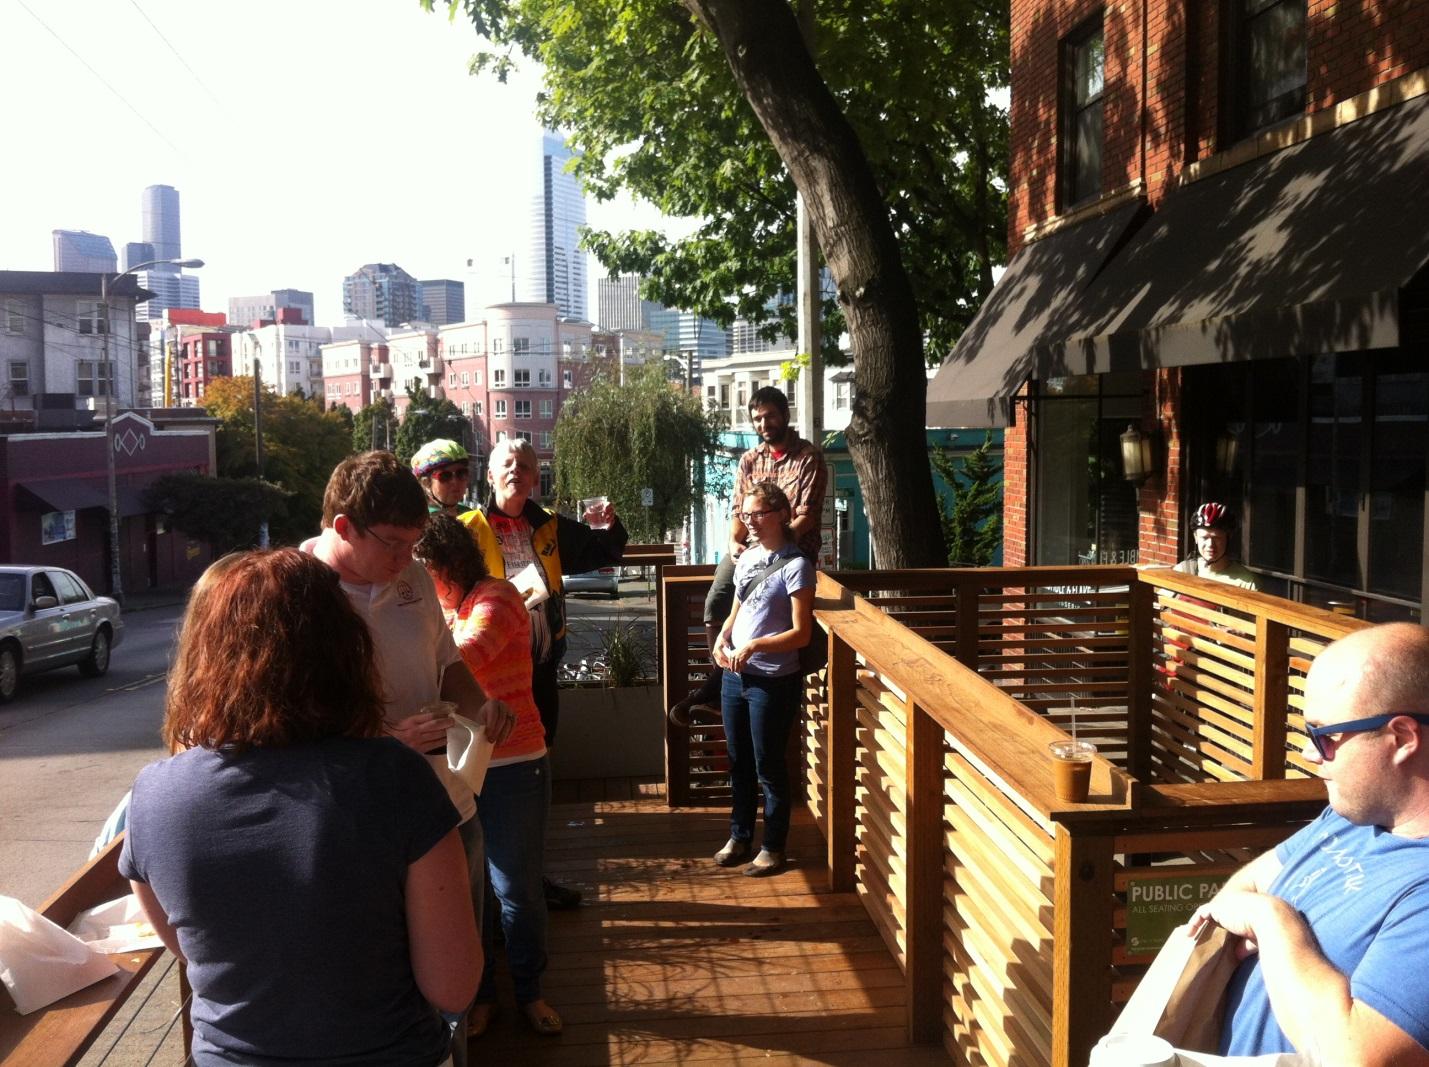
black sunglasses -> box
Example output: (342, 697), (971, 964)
(434, 467), (470, 484)
(1306, 712), (1429, 759)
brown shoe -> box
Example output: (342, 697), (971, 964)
(714, 837), (752, 867)
(744, 849), (786, 877)
(669, 671), (722, 727)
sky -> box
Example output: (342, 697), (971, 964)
(0, 0), (675, 324)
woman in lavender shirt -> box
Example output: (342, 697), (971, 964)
(711, 480), (815, 877)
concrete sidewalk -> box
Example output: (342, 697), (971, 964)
(120, 584), (191, 614)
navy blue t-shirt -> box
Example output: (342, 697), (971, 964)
(120, 736), (459, 1066)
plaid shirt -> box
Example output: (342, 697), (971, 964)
(734, 434), (828, 560)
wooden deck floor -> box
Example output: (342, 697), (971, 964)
(474, 780), (949, 1065)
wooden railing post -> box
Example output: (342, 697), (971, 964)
(1053, 823), (1116, 1067)
(662, 574), (691, 807)
(1253, 618), (1290, 779)
(956, 579), (980, 670)
(1126, 578), (1155, 781)
(826, 633), (857, 892)
(904, 701), (945, 1044)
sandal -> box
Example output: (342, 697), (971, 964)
(522, 999), (563, 1036)
(467, 1001), (497, 1038)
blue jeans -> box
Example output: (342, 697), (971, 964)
(475, 755), (550, 1005)
(721, 671), (801, 852)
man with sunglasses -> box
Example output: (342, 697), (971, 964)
(412, 438), (474, 515)
(1189, 623), (1429, 1062)
(669, 385), (827, 726)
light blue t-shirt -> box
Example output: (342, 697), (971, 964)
(1220, 807), (1429, 1055)
(728, 545), (814, 677)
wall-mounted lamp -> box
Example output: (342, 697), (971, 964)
(1120, 423), (1156, 486)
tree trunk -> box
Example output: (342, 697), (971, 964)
(682, 0), (947, 568)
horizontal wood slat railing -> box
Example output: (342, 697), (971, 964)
(0, 834), (173, 1066)
(656, 563), (1371, 1066)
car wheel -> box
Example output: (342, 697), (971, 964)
(0, 644), (19, 703)
(79, 628), (111, 677)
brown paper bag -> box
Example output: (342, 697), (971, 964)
(1111, 922), (1242, 1052)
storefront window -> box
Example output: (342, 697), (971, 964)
(1305, 354), (1362, 589)
(1369, 361), (1427, 600)
(1186, 353), (1424, 621)
(1034, 373), (1142, 565)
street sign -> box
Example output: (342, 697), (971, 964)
(641, 487), (654, 507)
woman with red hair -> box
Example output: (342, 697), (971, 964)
(120, 549), (480, 1066)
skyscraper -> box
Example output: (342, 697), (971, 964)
(52, 230), (118, 273)
(122, 242), (155, 271)
(342, 263), (421, 327)
(142, 185), (181, 269)
(418, 279), (465, 325)
(597, 273), (661, 332)
(228, 289), (315, 328)
(522, 130), (588, 320)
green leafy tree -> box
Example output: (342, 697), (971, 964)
(203, 377), (354, 543)
(353, 396), (398, 454)
(932, 432), (1003, 566)
(426, 0), (1004, 567)
(553, 363), (721, 542)
(394, 384), (471, 468)
(143, 473), (294, 555)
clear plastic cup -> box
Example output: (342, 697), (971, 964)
(1048, 739), (1097, 803)
(580, 496), (611, 529)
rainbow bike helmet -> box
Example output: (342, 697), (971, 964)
(1191, 501), (1236, 532)
(411, 439), (470, 478)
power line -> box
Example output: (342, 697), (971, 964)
(124, 0), (233, 121)
(13, 0), (182, 156)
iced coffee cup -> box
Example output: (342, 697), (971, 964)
(1048, 739), (1096, 803)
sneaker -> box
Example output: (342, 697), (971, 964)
(713, 837), (752, 867)
(543, 876), (583, 909)
(744, 849), (786, 877)
(669, 672), (722, 727)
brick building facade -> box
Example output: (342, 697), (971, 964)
(931, 0), (1429, 618)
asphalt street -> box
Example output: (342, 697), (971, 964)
(0, 578), (657, 909)
(0, 603), (181, 905)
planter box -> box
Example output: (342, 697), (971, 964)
(552, 683), (665, 780)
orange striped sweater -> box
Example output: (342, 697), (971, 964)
(446, 578), (546, 764)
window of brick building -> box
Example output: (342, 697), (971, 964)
(9, 362), (29, 397)
(515, 399), (531, 419)
(493, 369), (506, 387)
(1226, 0), (1307, 138)
(1186, 356), (1426, 620)
(540, 399), (553, 417)
(495, 399), (507, 418)
(514, 369), (531, 388)
(1061, 18), (1105, 209)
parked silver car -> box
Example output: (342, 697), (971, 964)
(0, 566), (124, 702)
(563, 566), (621, 598)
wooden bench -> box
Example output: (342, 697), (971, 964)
(0, 834), (168, 1066)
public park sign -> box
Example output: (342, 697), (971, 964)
(1124, 874), (1227, 955)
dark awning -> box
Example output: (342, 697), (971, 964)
(15, 480), (152, 516)
(15, 478), (107, 512)
(1044, 92), (1429, 375)
(926, 200), (1145, 428)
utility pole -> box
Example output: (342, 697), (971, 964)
(795, 0), (823, 445)
(100, 256), (204, 603)
(253, 356), (268, 548)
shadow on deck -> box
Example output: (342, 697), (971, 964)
(478, 778), (947, 1065)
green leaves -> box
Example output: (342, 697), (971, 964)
(552, 362), (719, 542)
(932, 432), (1002, 567)
(201, 377), (354, 544)
(437, 0), (1008, 362)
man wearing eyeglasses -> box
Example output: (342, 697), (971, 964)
(1189, 622), (1429, 1062)
(669, 386), (827, 726)
(305, 451), (515, 1066)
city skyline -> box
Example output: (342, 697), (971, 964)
(0, 0), (683, 326)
